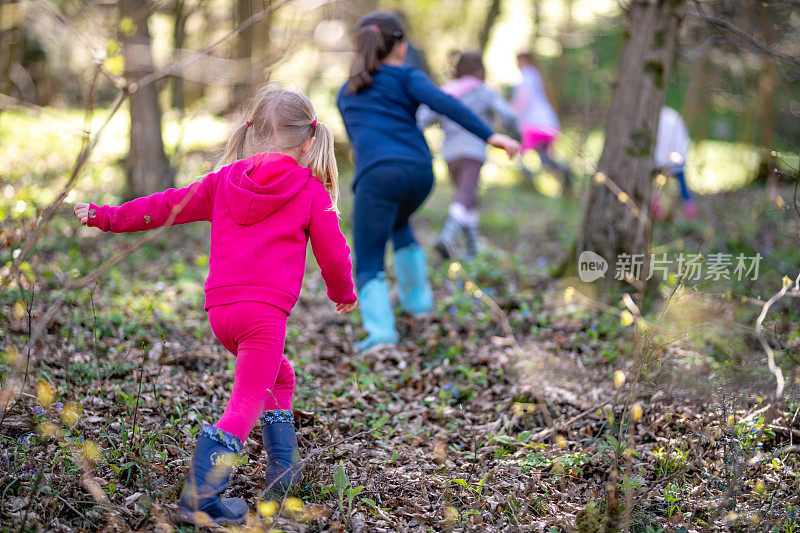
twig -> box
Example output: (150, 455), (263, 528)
(755, 272), (800, 398)
(130, 342), (148, 446)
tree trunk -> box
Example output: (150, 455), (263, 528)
(550, 0), (574, 114)
(579, 0), (681, 289)
(170, 0), (187, 111)
(682, 51), (711, 140)
(231, 0), (271, 109)
(121, 0), (174, 200)
(531, 0), (542, 43)
(478, 0), (502, 55)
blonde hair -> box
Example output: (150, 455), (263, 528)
(220, 83), (339, 211)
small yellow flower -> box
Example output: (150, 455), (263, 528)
(620, 310), (634, 327)
(564, 286), (575, 303)
(284, 497), (303, 513)
(36, 382), (54, 407)
(448, 262), (461, 278)
(613, 370), (626, 389)
(257, 500), (279, 518)
(630, 404), (643, 422)
(556, 435), (567, 448)
(61, 403), (81, 427)
(83, 440), (102, 463)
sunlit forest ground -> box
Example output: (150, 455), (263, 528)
(1, 109), (799, 531)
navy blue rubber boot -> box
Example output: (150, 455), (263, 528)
(178, 424), (248, 525)
(394, 244), (434, 316)
(261, 410), (302, 495)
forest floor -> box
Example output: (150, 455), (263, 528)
(2, 139), (800, 532)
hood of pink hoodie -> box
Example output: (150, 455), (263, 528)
(223, 153), (312, 225)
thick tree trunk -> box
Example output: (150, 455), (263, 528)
(579, 0), (680, 288)
(121, 0), (174, 200)
(478, 0), (502, 55)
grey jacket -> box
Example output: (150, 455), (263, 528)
(418, 83), (518, 163)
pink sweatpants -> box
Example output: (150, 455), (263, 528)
(207, 301), (294, 442)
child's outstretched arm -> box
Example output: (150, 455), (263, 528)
(406, 70), (519, 158)
(74, 172), (218, 233)
(489, 90), (521, 137)
(307, 181), (357, 312)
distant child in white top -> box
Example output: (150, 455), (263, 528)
(651, 106), (696, 220)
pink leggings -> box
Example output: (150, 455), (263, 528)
(207, 301), (294, 442)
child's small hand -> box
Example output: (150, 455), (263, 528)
(74, 203), (91, 225)
(487, 133), (521, 159)
(336, 301), (357, 313)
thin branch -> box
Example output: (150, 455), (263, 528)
(685, 8), (800, 82)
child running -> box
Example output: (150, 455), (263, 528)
(651, 105), (697, 219)
(73, 84), (357, 525)
(513, 51), (572, 194)
(418, 51), (519, 260)
(337, 11), (519, 353)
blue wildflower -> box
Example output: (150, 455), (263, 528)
(56, 402), (63, 413)
(523, 310), (531, 318)
(590, 325), (597, 331)
(34, 406), (45, 415)
(537, 257), (547, 268)
(449, 306), (457, 314)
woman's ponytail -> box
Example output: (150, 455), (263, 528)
(306, 121), (339, 213)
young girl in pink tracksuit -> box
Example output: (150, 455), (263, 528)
(74, 85), (357, 526)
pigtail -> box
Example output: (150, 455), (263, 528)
(346, 26), (385, 94)
(219, 121), (251, 167)
(306, 121), (339, 214)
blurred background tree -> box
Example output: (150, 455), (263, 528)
(0, 0), (797, 210)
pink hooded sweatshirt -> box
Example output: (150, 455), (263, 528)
(87, 153), (356, 313)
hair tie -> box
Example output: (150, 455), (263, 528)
(244, 120), (252, 128)
(311, 119), (317, 128)
(368, 24), (380, 33)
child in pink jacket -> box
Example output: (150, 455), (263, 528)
(74, 84), (357, 526)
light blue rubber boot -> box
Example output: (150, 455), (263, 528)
(178, 424), (248, 525)
(354, 274), (398, 353)
(394, 244), (434, 316)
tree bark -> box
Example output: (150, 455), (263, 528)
(531, 0), (542, 43)
(478, 0), (502, 55)
(170, 0), (187, 111)
(231, 0), (271, 109)
(121, 0), (174, 200)
(550, 0), (574, 114)
(579, 0), (681, 288)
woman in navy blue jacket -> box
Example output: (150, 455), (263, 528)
(337, 11), (519, 352)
